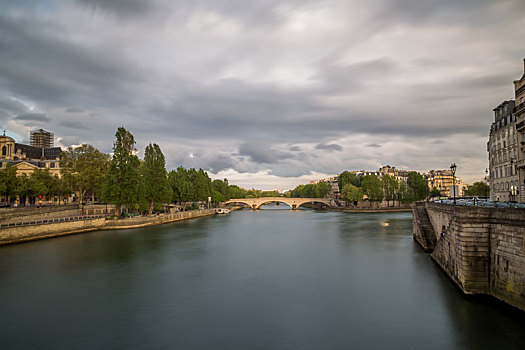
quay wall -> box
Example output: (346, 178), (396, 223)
(0, 218), (106, 245)
(414, 203), (525, 312)
(0, 204), (117, 225)
(0, 209), (217, 246)
(103, 209), (216, 230)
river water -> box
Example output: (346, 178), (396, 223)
(1, 205), (524, 349)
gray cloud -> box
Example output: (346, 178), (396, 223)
(15, 113), (50, 122)
(238, 142), (294, 164)
(0, 0), (523, 187)
(64, 107), (84, 113)
(62, 120), (87, 129)
(316, 143), (343, 151)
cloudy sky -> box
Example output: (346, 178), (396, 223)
(1, 0), (524, 190)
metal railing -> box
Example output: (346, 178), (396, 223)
(0, 214), (107, 228)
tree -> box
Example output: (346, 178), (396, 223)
(338, 171), (359, 192)
(0, 165), (19, 203)
(464, 182), (489, 197)
(212, 179), (229, 200)
(102, 127), (140, 214)
(361, 175), (384, 202)
(406, 172), (429, 201)
(227, 185), (245, 199)
(430, 187), (441, 198)
(31, 168), (61, 201)
(211, 190), (225, 203)
(341, 183), (363, 203)
(142, 143), (171, 214)
(316, 182), (331, 198)
(60, 144), (110, 202)
(381, 174), (399, 206)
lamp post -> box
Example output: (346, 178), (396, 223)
(450, 163), (457, 205)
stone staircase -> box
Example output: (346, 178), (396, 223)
(413, 203), (437, 252)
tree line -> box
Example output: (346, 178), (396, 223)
(336, 170), (430, 204)
(0, 127), (253, 213)
(286, 182), (331, 198)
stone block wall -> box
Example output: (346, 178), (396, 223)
(0, 207), (81, 224)
(0, 218), (106, 245)
(421, 203), (525, 311)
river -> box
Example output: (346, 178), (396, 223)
(1, 205), (524, 349)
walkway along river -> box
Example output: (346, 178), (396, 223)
(0, 205), (524, 349)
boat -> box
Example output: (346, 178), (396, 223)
(216, 208), (231, 214)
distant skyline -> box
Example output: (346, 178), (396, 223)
(1, 0), (524, 190)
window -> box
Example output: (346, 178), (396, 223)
(50, 162), (55, 168)
(1, 146), (5, 156)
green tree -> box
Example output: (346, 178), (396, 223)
(361, 175), (384, 202)
(31, 168), (61, 202)
(316, 182), (331, 198)
(338, 171), (359, 191)
(212, 179), (229, 199)
(464, 182), (489, 197)
(406, 172), (429, 201)
(227, 185), (245, 199)
(60, 144), (110, 202)
(102, 127), (140, 214)
(0, 165), (19, 203)
(142, 143), (171, 214)
(341, 183), (363, 203)
(211, 190), (226, 203)
(430, 187), (441, 198)
(381, 174), (399, 206)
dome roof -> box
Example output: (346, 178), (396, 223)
(0, 135), (15, 142)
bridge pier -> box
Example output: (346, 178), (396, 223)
(252, 205), (258, 210)
(292, 204), (297, 210)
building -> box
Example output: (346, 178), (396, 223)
(487, 100), (519, 202)
(486, 59), (525, 203)
(378, 165), (411, 183)
(30, 129), (54, 148)
(0, 130), (61, 177)
(425, 169), (464, 197)
(514, 59), (525, 203)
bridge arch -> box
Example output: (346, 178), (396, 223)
(256, 200), (292, 209)
(295, 200), (331, 209)
(223, 197), (332, 210)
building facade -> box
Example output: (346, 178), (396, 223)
(425, 169), (464, 197)
(514, 59), (525, 203)
(487, 59), (525, 203)
(0, 131), (61, 177)
(487, 100), (519, 202)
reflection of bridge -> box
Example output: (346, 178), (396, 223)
(223, 197), (333, 210)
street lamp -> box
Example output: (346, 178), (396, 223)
(450, 163), (457, 204)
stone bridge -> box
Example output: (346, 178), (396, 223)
(224, 197), (333, 210)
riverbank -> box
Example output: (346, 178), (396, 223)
(0, 209), (217, 246)
(341, 207), (412, 213)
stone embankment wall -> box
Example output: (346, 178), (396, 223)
(0, 204), (117, 225)
(413, 203), (525, 312)
(0, 218), (106, 245)
(103, 209), (216, 230)
(0, 205), (80, 224)
(0, 209), (216, 246)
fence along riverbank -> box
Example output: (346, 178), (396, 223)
(0, 206), (217, 246)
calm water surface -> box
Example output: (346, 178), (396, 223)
(1, 206), (524, 349)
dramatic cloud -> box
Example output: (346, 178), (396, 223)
(1, 0), (523, 188)
(15, 113), (50, 122)
(316, 143), (343, 152)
